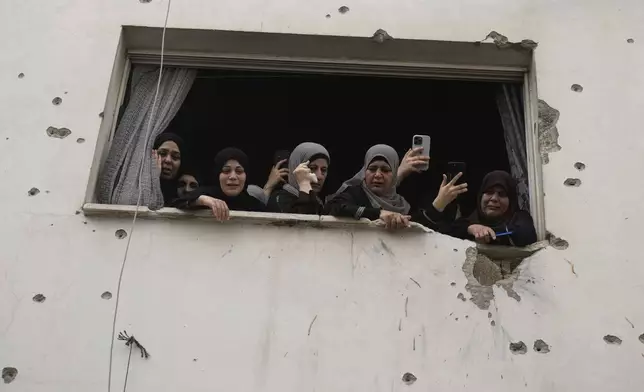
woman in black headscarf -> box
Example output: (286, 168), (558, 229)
(153, 132), (185, 205)
(421, 170), (536, 246)
(173, 147), (265, 220)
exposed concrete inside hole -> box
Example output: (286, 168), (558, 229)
(462, 242), (546, 309)
(533, 339), (550, 353)
(509, 341), (527, 354)
(371, 29), (393, 43)
(46, 126), (71, 139)
(603, 335), (622, 345)
(2, 367), (18, 384)
(546, 232), (569, 250)
(538, 99), (562, 164)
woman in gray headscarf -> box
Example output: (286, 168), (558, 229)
(325, 144), (411, 229)
(267, 142), (330, 214)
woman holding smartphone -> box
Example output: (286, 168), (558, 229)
(420, 170), (536, 246)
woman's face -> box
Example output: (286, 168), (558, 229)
(219, 159), (246, 197)
(177, 174), (199, 198)
(157, 141), (181, 180)
(480, 185), (510, 218)
(308, 158), (329, 192)
(365, 159), (393, 196)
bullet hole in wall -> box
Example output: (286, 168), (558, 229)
(46, 126), (72, 139)
(325, 14), (331, 18)
(52, 97), (62, 105)
(627, 38), (635, 43)
(2, 367), (18, 384)
(457, 293), (466, 302)
(115, 229), (128, 239)
(18, 73), (24, 79)
(338, 6), (349, 14)
(77, 138), (85, 144)
(372, 29), (393, 44)
(402, 372), (417, 385)
(139, 0), (152, 3)
(28, 187), (40, 196)
(603, 335), (622, 345)
(533, 339), (550, 353)
(32, 293), (46, 303)
(639, 333), (644, 344)
(509, 341), (527, 354)
(571, 84), (583, 93)
(490, 320), (496, 326)
(564, 178), (581, 187)
(574, 162), (586, 171)
(450, 282), (456, 286)
(101, 291), (112, 300)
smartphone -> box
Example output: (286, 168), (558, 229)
(447, 161), (467, 184)
(412, 134), (431, 171)
(273, 150), (290, 169)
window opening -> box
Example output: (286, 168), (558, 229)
(113, 67), (516, 217)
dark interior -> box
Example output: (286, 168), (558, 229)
(152, 69), (514, 215)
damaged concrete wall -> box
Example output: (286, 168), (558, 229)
(1, 0), (644, 391)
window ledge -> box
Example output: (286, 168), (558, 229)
(82, 203), (433, 232)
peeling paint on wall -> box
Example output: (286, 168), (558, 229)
(538, 99), (562, 164)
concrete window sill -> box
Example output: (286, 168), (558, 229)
(81, 203), (433, 232)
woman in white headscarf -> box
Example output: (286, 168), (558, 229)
(267, 142), (330, 214)
(325, 144), (411, 229)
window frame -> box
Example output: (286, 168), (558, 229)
(85, 26), (545, 239)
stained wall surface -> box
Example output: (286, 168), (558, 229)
(1, 0), (644, 391)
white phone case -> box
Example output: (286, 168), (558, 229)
(412, 134), (431, 171)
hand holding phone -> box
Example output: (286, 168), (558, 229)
(411, 135), (431, 171)
(273, 150), (290, 170)
(447, 162), (466, 185)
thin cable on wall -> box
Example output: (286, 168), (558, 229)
(107, 0), (173, 391)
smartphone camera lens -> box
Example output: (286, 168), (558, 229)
(414, 137), (422, 145)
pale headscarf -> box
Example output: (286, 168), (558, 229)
(282, 142), (331, 197)
(329, 144), (410, 214)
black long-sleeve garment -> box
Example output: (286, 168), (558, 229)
(415, 204), (537, 247)
(267, 186), (324, 215)
(171, 186), (266, 212)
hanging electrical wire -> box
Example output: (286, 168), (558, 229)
(107, 1), (173, 391)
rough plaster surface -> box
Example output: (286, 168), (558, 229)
(537, 99), (561, 164)
(2, 0), (644, 391)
